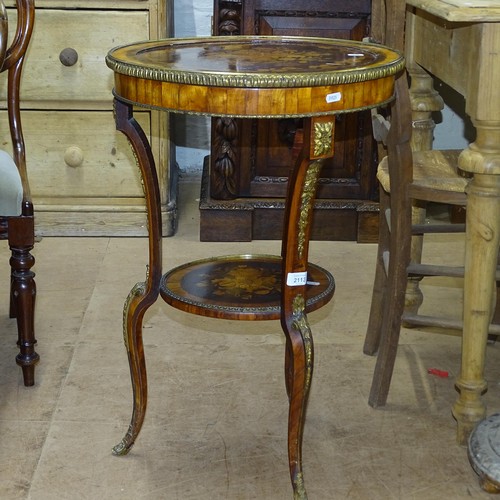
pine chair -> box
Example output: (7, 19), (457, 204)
(0, 0), (38, 386)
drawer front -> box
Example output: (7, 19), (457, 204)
(46, 1), (148, 5)
(0, 110), (150, 198)
(4, 9), (149, 104)
(6, 1), (149, 7)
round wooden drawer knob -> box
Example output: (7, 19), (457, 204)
(59, 47), (78, 67)
(64, 146), (84, 168)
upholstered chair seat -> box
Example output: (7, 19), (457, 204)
(0, 150), (23, 216)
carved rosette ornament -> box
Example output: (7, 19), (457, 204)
(313, 121), (334, 157)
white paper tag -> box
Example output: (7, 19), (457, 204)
(287, 272), (308, 287)
(326, 92), (342, 103)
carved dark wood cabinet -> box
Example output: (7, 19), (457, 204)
(199, 0), (378, 242)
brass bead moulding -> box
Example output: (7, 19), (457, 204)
(106, 36), (405, 118)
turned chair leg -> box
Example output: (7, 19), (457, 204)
(10, 242), (38, 386)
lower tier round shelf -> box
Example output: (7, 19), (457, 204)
(160, 254), (335, 320)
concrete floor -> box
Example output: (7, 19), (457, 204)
(1, 182), (500, 499)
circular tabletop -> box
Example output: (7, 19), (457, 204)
(106, 36), (404, 118)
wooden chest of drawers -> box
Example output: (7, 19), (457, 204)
(2, 0), (174, 236)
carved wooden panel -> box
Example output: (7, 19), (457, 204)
(200, 0), (378, 242)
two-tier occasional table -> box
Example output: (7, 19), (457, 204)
(106, 36), (404, 499)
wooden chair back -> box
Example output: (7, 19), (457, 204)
(0, 0), (35, 222)
(0, 0), (38, 387)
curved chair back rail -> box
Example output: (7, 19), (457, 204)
(1, 0), (35, 210)
(0, 0), (38, 387)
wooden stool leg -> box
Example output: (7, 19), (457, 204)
(9, 217), (38, 386)
(453, 172), (500, 444)
(405, 65), (443, 318)
(111, 98), (163, 455)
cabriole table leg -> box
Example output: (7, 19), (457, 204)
(281, 116), (335, 499)
(111, 98), (163, 456)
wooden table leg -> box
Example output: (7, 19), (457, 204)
(281, 116), (335, 499)
(453, 121), (500, 445)
(111, 98), (163, 456)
